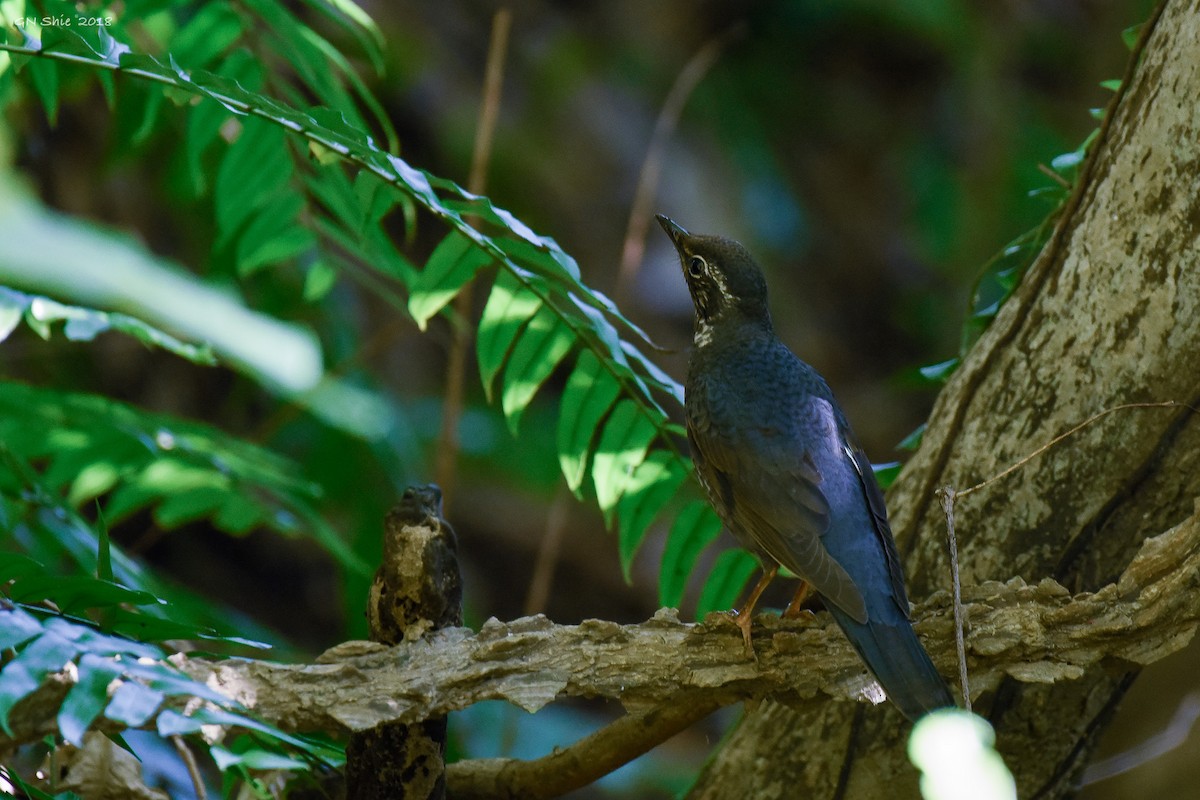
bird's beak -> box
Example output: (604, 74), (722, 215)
(655, 214), (689, 250)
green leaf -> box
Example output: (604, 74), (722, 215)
(500, 305), (575, 433)
(897, 423), (926, 452)
(47, 618), (162, 660)
(918, 358), (959, 384)
(156, 708), (206, 737)
(872, 461), (902, 490)
(153, 486), (236, 529)
(0, 382), (341, 571)
(409, 230), (491, 330)
(172, 1), (245, 68)
(1099, 79), (1122, 92)
(102, 607), (267, 648)
(68, 461), (121, 505)
(1122, 23), (1143, 51)
(124, 662), (233, 706)
(591, 399), (659, 522)
(0, 25), (705, 610)
(476, 268), (542, 401)
(0, 628), (79, 736)
(615, 451), (688, 581)
(354, 170), (401, 231)
(303, 261), (338, 301)
(7, 575), (160, 617)
(105, 681), (164, 727)
(211, 744), (309, 772)
(302, 0), (387, 75)
(215, 118), (293, 247)
(557, 350), (621, 495)
(235, 194), (315, 275)
(27, 57), (59, 125)
(60, 653), (123, 746)
(0, 287), (217, 366)
(185, 56), (253, 195)
(0, 605), (44, 650)
(1050, 150), (1084, 171)
(696, 549), (759, 617)
(659, 500), (723, 609)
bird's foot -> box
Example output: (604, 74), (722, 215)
(782, 581), (812, 619)
(727, 609), (754, 651)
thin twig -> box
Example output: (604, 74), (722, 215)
(524, 487), (570, 616)
(613, 24), (745, 306)
(938, 485), (971, 712)
(435, 8), (513, 510)
(446, 695), (722, 799)
(172, 735), (207, 800)
(934, 400), (1198, 708)
(956, 401), (1192, 500)
(1036, 162), (1073, 189)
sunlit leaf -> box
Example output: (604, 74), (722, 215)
(592, 400), (659, 522)
(557, 350), (621, 495)
(500, 305), (575, 433)
(615, 451), (688, 581)
(409, 230), (492, 330)
(476, 268), (542, 401)
(303, 261), (338, 301)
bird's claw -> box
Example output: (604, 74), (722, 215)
(727, 609), (754, 651)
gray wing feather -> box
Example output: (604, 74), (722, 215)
(691, 409), (869, 624)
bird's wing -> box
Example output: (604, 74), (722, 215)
(843, 440), (912, 619)
(690, 400), (869, 623)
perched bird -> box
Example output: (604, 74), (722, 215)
(657, 214), (954, 721)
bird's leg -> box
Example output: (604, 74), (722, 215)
(782, 581), (812, 619)
(732, 564), (778, 648)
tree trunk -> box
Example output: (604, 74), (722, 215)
(688, 1), (1200, 797)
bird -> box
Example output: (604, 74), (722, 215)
(656, 214), (954, 721)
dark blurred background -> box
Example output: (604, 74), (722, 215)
(10, 0), (1196, 796)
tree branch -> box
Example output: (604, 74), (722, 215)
(445, 695), (724, 799)
(3, 504), (1198, 752)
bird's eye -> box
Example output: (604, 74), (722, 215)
(688, 256), (706, 278)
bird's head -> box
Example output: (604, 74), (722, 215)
(656, 215), (771, 343)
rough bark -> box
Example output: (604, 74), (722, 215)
(688, 1), (1200, 797)
(345, 486), (462, 800)
(4, 499), (1200, 761)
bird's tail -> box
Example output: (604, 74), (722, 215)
(828, 608), (956, 722)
